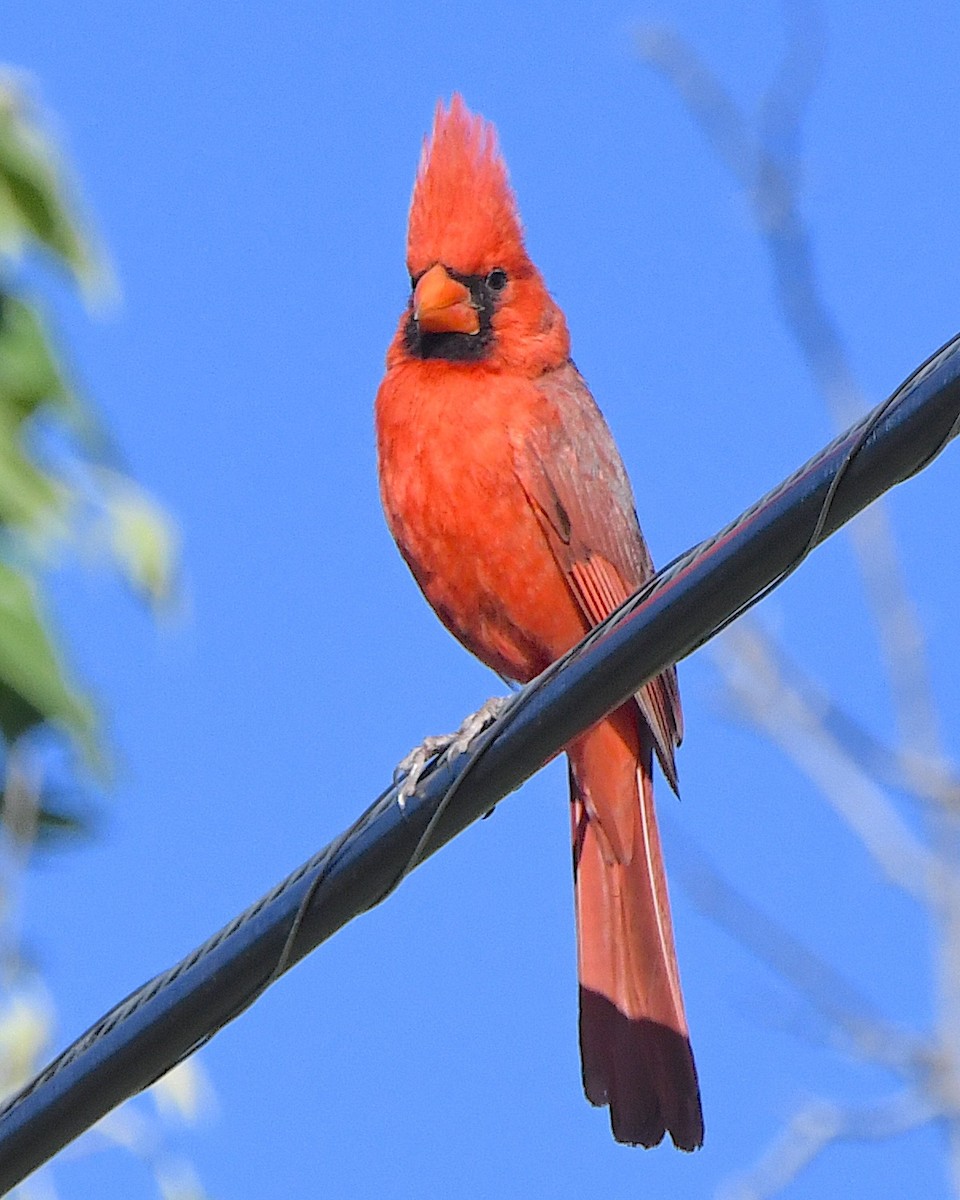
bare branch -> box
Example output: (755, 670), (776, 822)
(640, 12), (960, 1196)
(637, 25), (755, 186)
(668, 817), (924, 1076)
(718, 1091), (935, 1200)
(716, 624), (942, 902)
(638, 17), (944, 762)
(815, 702), (960, 813)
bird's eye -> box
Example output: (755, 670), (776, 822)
(486, 268), (508, 292)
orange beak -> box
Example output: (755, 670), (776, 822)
(413, 263), (480, 335)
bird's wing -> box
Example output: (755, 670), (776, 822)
(515, 361), (682, 790)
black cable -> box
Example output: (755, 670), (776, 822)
(0, 330), (958, 1194)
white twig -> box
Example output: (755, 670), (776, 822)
(716, 625), (942, 904)
(638, 16), (944, 763)
(640, 12), (959, 1196)
(668, 815), (924, 1075)
(718, 1091), (935, 1200)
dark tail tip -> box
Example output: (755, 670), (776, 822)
(579, 986), (704, 1151)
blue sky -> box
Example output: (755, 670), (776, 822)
(6, 2), (960, 1197)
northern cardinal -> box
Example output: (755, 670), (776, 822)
(375, 96), (702, 1150)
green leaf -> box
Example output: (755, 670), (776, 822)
(32, 796), (92, 845)
(0, 784), (94, 847)
(0, 561), (97, 757)
(0, 294), (76, 419)
(0, 81), (97, 286)
(98, 471), (179, 609)
(0, 291), (92, 535)
(0, 677), (43, 743)
(0, 404), (65, 533)
(0, 754), (95, 846)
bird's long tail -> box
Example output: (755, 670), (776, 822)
(568, 705), (703, 1150)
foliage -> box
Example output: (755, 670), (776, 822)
(0, 73), (210, 1200)
(0, 73), (177, 841)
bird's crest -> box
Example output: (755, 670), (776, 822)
(407, 96), (529, 278)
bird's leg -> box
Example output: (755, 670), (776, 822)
(394, 695), (512, 804)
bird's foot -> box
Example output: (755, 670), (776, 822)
(394, 695), (511, 805)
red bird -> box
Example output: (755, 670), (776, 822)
(375, 96), (702, 1150)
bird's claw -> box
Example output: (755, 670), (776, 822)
(394, 695), (511, 805)
(394, 735), (458, 799)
